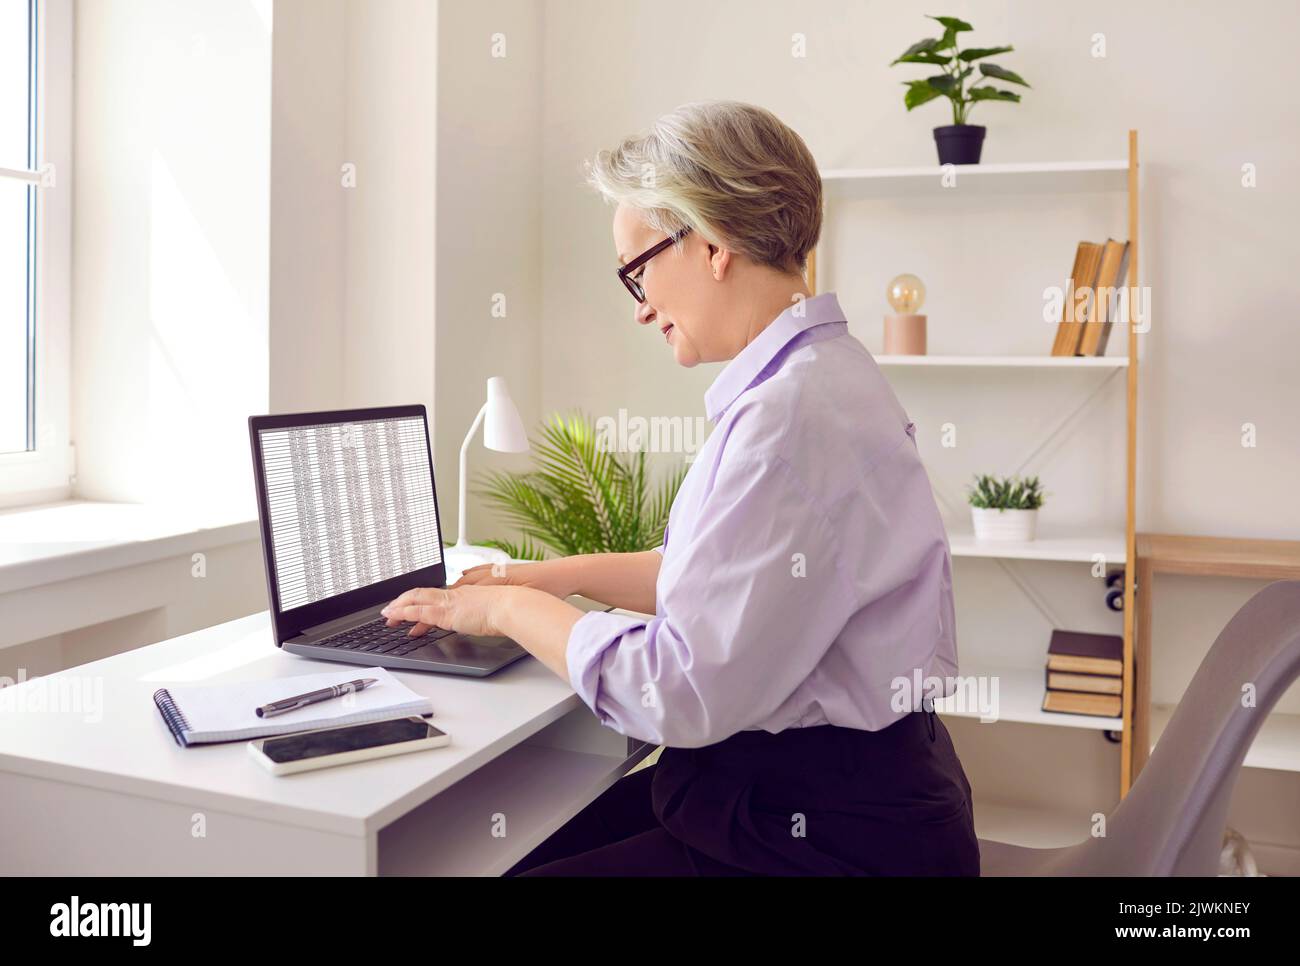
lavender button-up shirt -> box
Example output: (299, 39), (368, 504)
(566, 291), (958, 748)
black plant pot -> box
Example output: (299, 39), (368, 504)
(933, 124), (986, 165)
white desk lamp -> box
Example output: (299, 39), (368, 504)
(445, 376), (530, 574)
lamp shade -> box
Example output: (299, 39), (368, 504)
(482, 376), (529, 453)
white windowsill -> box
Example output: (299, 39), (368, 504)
(0, 500), (259, 595)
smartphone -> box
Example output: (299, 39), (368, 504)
(248, 716), (449, 775)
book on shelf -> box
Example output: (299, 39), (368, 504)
(1045, 628), (1124, 677)
(1050, 241), (1103, 356)
(1042, 629), (1125, 718)
(1078, 238), (1131, 356)
(1046, 670), (1124, 695)
(1043, 690), (1122, 718)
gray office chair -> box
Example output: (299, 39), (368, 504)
(979, 579), (1300, 876)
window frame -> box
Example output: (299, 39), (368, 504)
(0, 0), (72, 507)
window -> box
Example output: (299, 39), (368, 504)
(0, 0), (36, 454)
(0, 0), (70, 505)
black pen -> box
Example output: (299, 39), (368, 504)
(256, 678), (379, 718)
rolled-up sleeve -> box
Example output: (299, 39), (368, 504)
(653, 521), (668, 554)
(564, 453), (857, 748)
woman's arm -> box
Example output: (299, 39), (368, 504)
(382, 584), (583, 680)
(566, 550), (661, 614)
(454, 550), (662, 615)
(563, 454), (859, 748)
(382, 551), (664, 687)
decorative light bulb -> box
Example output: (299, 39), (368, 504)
(886, 274), (926, 314)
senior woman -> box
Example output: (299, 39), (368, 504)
(382, 101), (978, 877)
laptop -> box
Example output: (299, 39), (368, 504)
(248, 404), (529, 676)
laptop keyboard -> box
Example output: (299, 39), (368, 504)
(313, 617), (456, 657)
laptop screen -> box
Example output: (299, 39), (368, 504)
(255, 413), (443, 611)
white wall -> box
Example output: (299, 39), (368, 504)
(270, 0), (438, 421)
(538, 0), (1300, 540)
(39, 0), (273, 670)
(342, 0), (438, 417)
(432, 0), (542, 544)
(269, 0), (347, 413)
(270, 0), (547, 549)
(269, 0), (544, 547)
(25, 0), (442, 678)
(44, 0), (443, 691)
(72, 0), (272, 518)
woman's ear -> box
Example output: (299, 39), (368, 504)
(708, 243), (732, 281)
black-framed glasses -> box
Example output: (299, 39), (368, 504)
(617, 226), (692, 303)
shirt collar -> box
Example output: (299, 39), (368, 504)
(703, 291), (848, 422)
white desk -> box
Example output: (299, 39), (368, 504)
(0, 610), (651, 875)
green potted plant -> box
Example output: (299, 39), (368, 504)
(476, 412), (687, 559)
(966, 473), (1044, 542)
(890, 14), (1030, 165)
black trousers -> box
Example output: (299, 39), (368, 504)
(505, 709), (979, 876)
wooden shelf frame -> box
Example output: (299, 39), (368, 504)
(1133, 533), (1300, 780)
(1120, 131), (1141, 795)
(807, 134), (1143, 799)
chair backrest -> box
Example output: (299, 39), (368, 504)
(1073, 580), (1300, 875)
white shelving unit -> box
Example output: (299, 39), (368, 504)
(821, 159), (1129, 198)
(1151, 703), (1300, 775)
(809, 136), (1144, 808)
(947, 528), (1126, 564)
(874, 354), (1128, 368)
(934, 664), (1121, 732)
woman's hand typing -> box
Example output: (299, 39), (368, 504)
(381, 584), (512, 638)
(452, 559), (580, 599)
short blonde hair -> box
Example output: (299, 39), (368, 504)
(585, 101), (823, 275)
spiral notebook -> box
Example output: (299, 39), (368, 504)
(152, 666), (435, 747)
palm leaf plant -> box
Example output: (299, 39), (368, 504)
(475, 412), (687, 560)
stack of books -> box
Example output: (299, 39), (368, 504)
(1049, 239), (1131, 356)
(1042, 629), (1123, 718)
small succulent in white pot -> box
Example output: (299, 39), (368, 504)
(967, 474), (1044, 541)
